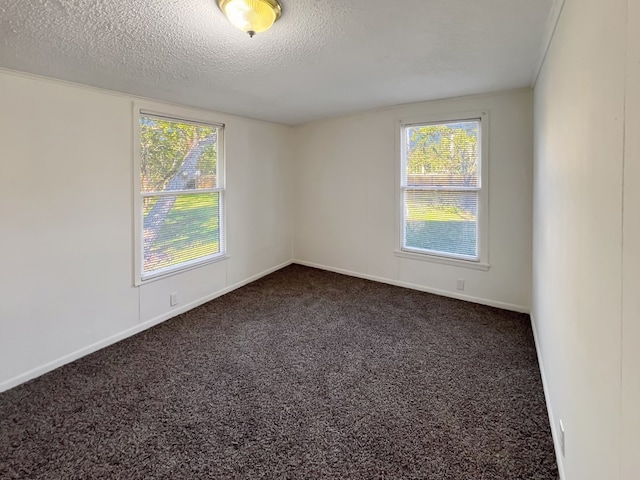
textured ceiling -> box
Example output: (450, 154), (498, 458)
(0, 0), (554, 125)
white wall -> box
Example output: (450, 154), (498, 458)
(532, 0), (634, 479)
(0, 70), (293, 391)
(293, 90), (533, 311)
(622, 1), (640, 477)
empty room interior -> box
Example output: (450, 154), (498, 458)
(0, 0), (638, 479)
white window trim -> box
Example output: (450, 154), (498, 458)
(132, 102), (228, 286)
(395, 110), (490, 270)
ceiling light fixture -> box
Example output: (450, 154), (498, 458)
(218, 0), (282, 38)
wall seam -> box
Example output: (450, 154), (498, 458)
(619, 2), (629, 479)
(532, 0), (566, 86)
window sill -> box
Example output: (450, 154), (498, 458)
(136, 254), (230, 286)
(394, 250), (490, 271)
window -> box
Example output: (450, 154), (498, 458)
(134, 109), (225, 282)
(399, 113), (488, 267)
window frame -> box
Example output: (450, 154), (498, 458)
(395, 110), (490, 271)
(133, 103), (228, 285)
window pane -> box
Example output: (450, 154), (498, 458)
(140, 116), (219, 193)
(404, 120), (479, 188)
(143, 193), (221, 275)
(404, 190), (478, 258)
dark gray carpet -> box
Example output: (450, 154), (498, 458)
(0, 265), (557, 479)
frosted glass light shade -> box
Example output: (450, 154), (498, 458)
(218, 0), (282, 37)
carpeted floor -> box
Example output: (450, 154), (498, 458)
(0, 265), (558, 479)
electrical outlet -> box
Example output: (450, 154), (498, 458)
(456, 279), (465, 291)
(559, 419), (565, 457)
(170, 292), (179, 307)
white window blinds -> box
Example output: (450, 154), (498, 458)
(138, 113), (225, 280)
(401, 119), (481, 261)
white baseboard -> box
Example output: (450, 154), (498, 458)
(1, 259), (528, 392)
(293, 260), (530, 313)
(0, 260), (293, 393)
(530, 312), (565, 480)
